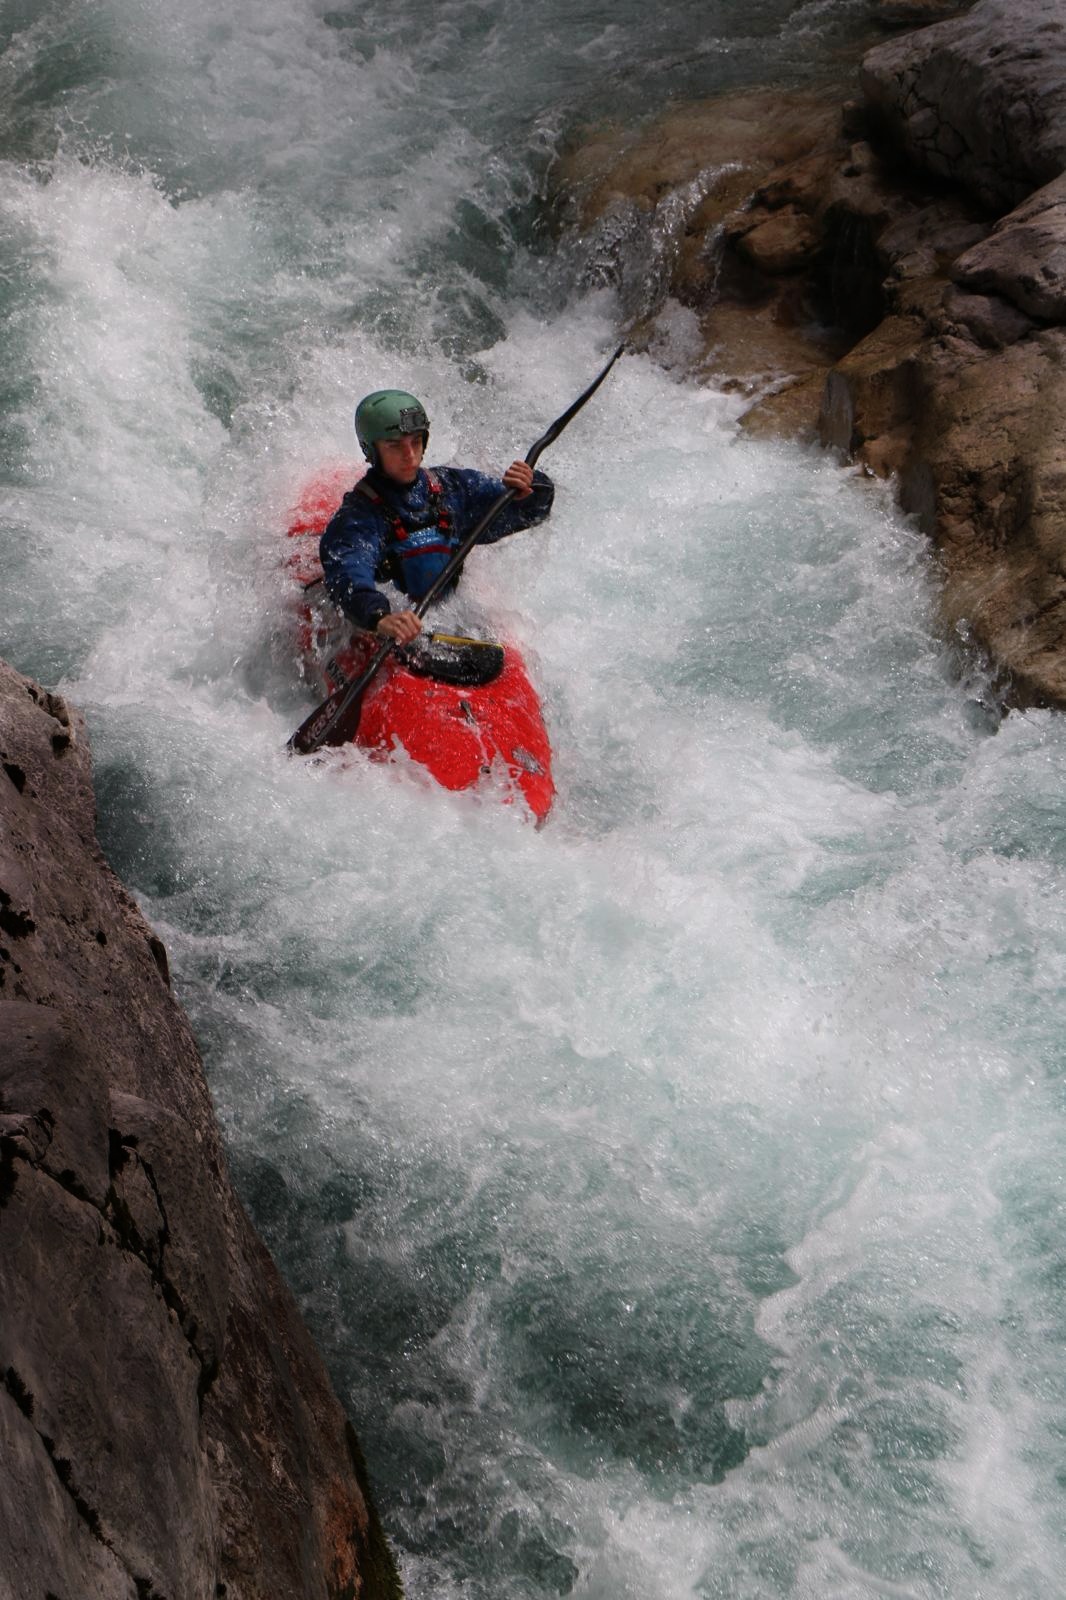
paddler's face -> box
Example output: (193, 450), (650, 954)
(377, 431), (425, 485)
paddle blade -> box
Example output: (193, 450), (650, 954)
(289, 632), (397, 756)
(287, 680), (364, 755)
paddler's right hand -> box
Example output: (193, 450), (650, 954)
(376, 610), (422, 644)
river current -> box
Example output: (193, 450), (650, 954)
(3, 1), (1066, 1595)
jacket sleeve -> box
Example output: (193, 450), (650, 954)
(319, 494), (391, 630)
(446, 467), (554, 546)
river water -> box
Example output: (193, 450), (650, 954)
(4, 1), (1066, 1595)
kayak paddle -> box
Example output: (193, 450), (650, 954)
(288, 342), (625, 756)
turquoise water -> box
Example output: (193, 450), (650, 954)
(4, 2), (1066, 1596)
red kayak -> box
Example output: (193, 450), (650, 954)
(284, 466), (555, 823)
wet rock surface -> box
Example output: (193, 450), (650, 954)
(556, 0), (1066, 708)
(0, 657), (401, 1600)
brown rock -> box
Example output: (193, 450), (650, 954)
(820, 296), (1066, 705)
(941, 284), (1035, 349)
(954, 172), (1066, 321)
(0, 660), (401, 1600)
(558, 91), (840, 227)
(754, 149), (840, 213)
(915, 330), (1066, 702)
(687, 294), (844, 428)
(736, 207), (821, 274)
(876, 201), (989, 282)
(556, 88), (868, 420)
(556, 90), (843, 320)
(737, 369), (828, 440)
(820, 309), (927, 465)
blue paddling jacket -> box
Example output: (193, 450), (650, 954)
(320, 463), (554, 631)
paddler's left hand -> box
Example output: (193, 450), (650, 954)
(376, 610), (422, 644)
(502, 460), (534, 499)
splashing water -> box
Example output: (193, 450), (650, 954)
(3, 2), (1066, 1596)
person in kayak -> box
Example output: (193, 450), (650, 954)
(320, 389), (554, 643)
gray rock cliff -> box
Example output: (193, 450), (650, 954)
(860, 0), (1066, 209)
(0, 657), (401, 1600)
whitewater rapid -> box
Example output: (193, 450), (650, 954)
(4, 1), (1066, 1596)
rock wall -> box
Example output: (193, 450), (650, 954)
(860, 0), (1066, 210)
(0, 658), (401, 1600)
(556, 0), (1066, 708)
(832, 0), (1066, 703)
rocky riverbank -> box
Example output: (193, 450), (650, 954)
(558, 0), (1066, 708)
(0, 658), (400, 1599)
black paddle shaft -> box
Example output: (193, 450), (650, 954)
(288, 343), (626, 757)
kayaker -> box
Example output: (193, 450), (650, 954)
(320, 389), (554, 643)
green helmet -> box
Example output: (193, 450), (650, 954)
(355, 389), (430, 465)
